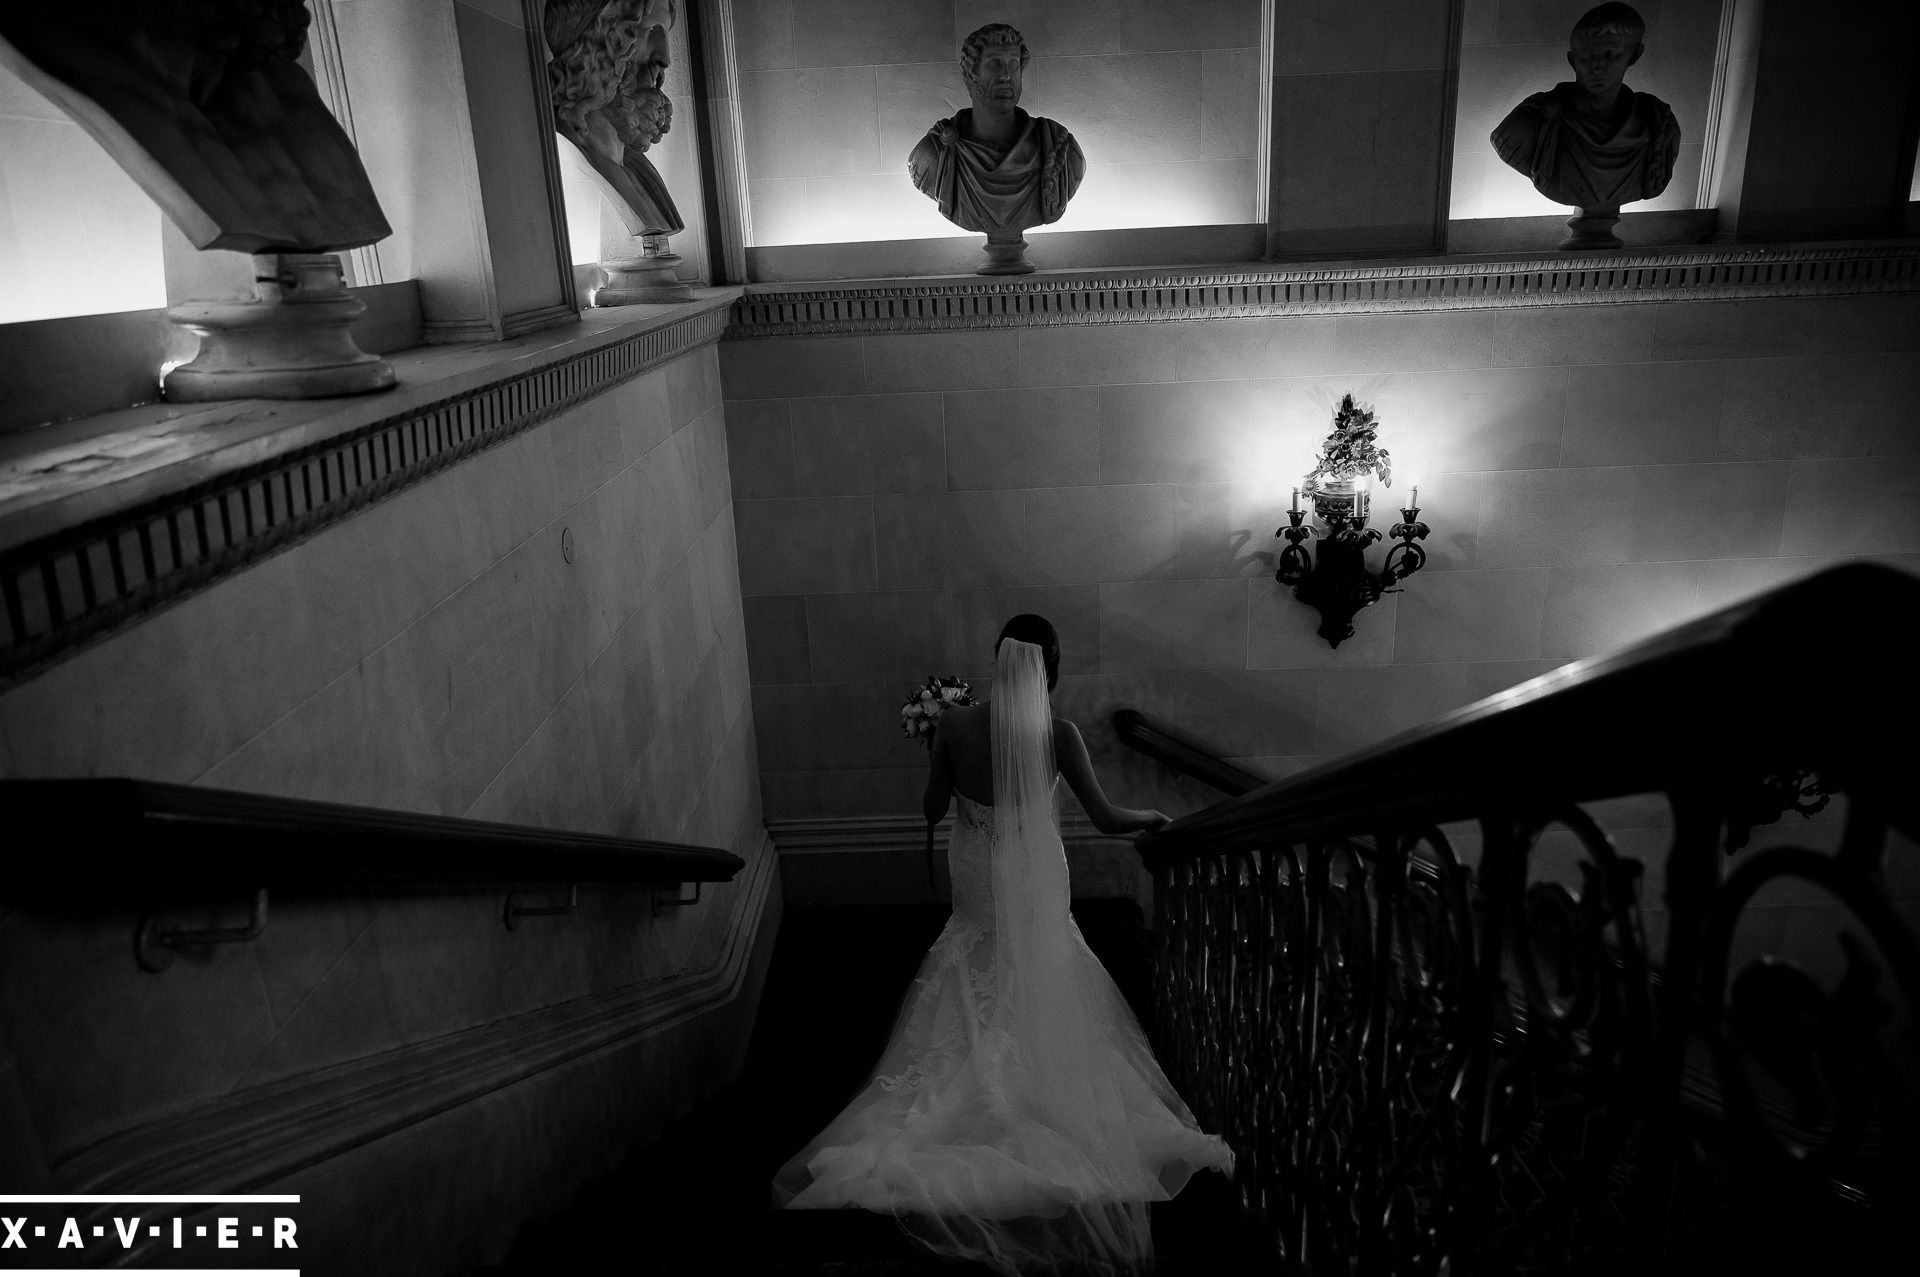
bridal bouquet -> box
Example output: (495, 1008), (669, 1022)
(901, 675), (975, 749)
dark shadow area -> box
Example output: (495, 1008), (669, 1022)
(474, 901), (1248, 1275)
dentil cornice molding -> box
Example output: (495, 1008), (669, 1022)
(726, 244), (1920, 337)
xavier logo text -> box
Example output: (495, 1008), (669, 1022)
(1, 1194), (300, 1271)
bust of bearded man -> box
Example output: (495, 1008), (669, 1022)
(1490, 2), (1680, 247)
(908, 23), (1086, 272)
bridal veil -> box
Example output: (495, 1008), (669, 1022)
(772, 637), (1233, 1275)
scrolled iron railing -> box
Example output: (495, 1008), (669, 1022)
(1131, 562), (1920, 1274)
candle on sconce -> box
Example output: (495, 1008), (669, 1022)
(1291, 487), (1300, 514)
(1411, 483), (1419, 509)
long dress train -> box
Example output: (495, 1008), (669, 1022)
(771, 640), (1233, 1275)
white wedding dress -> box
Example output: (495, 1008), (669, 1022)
(772, 640), (1234, 1276)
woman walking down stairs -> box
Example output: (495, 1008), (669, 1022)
(476, 902), (1253, 1276)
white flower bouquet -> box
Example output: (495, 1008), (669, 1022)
(900, 674), (975, 749)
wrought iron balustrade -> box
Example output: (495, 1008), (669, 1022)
(1134, 562), (1920, 1274)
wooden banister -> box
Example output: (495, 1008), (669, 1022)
(1, 777), (744, 895)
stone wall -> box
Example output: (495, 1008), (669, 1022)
(721, 290), (1920, 951)
(0, 339), (770, 1273)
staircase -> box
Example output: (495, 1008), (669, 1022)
(477, 901), (1252, 1275)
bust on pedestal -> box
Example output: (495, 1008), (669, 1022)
(0, 1), (396, 401)
(1490, 3), (1681, 250)
(545, 0), (691, 305)
(908, 24), (1086, 275)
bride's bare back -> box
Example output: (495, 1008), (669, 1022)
(924, 701), (1168, 837)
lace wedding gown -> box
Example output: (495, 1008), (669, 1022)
(772, 641), (1234, 1276)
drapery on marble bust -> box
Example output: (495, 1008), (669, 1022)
(1489, 2), (1680, 249)
(0, 0), (389, 252)
(545, 0), (683, 239)
(908, 23), (1086, 274)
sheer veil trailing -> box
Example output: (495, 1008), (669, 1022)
(772, 637), (1233, 1275)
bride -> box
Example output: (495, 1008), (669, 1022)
(772, 614), (1234, 1275)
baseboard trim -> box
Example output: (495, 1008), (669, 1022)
(768, 814), (1152, 910)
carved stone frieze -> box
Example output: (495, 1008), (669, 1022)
(0, 303), (731, 689)
(725, 246), (1920, 338)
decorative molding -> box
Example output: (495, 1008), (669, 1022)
(421, 316), (507, 344)
(51, 830), (776, 1263)
(725, 244), (1920, 337)
(501, 300), (584, 339)
(523, 0), (582, 317)
(0, 304), (729, 690)
(769, 813), (1152, 910)
(770, 812), (1126, 855)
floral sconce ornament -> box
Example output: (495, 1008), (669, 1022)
(1276, 394), (1431, 648)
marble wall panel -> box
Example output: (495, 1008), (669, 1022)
(1561, 360), (1727, 467)
(789, 393), (947, 495)
(1270, 69), (1447, 242)
(721, 291), (1920, 830)
(740, 67), (882, 183)
(732, 497), (879, 595)
(873, 490), (1029, 589)
(1393, 567), (1552, 665)
(1025, 485), (1182, 584)
(1274, 0), (1453, 76)
(1716, 353), (1908, 461)
(945, 388), (1102, 490)
(0, 344), (766, 1172)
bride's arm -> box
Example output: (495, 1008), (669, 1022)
(923, 719), (954, 827)
(1054, 718), (1170, 836)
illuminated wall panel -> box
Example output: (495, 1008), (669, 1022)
(734, 0), (1263, 245)
(0, 58), (165, 324)
(1450, 0), (1722, 221)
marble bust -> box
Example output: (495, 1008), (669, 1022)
(0, 1), (388, 253)
(0, 2), (396, 401)
(1490, 2), (1680, 248)
(546, 0), (682, 238)
(908, 23), (1086, 274)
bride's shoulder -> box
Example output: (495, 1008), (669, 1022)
(942, 701), (987, 731)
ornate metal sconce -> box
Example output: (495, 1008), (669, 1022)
(1276, 485), (1430, 648)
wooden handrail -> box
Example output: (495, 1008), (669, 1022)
(1138, 561), (1920, 865)
(1111, 706), (1269, 797)
(0, 778), (744, 895)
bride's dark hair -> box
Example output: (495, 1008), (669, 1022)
(995, 614), (1060, 690)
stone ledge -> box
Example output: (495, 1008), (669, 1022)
(726, 243), (1920, 337)
(0, 290), (740, 690)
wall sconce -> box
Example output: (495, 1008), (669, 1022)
(1275, 480), (1430, 649)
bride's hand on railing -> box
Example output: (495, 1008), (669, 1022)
(1132, 809), (1172, 835)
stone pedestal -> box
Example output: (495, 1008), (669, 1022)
(596, 233), (694, 305)
(1562, 207), (1624, 251)
(979, 227), (1034, 275)
(164, 253), (396, 402)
